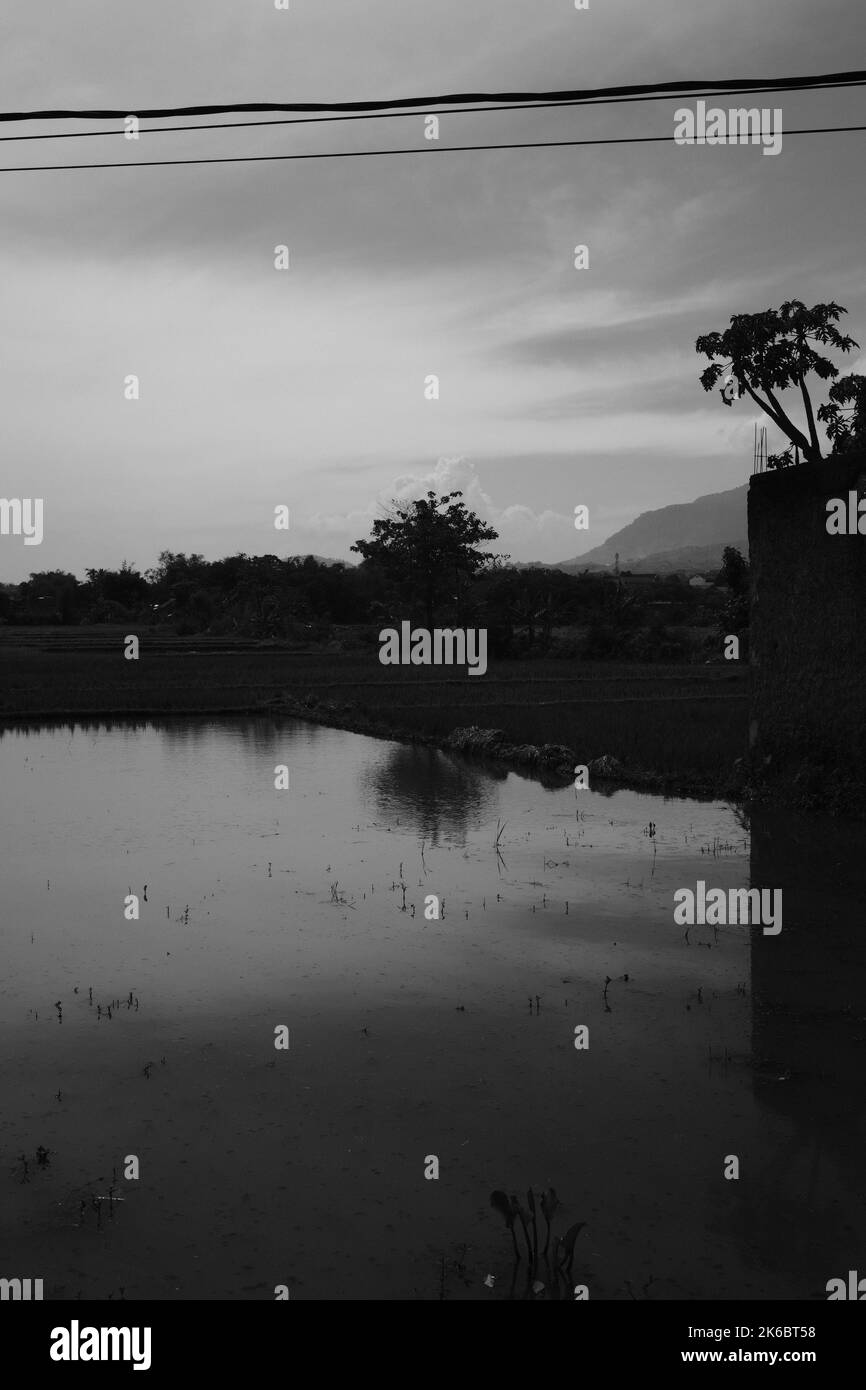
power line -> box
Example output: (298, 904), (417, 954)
(1, 69), (863, 124)
(1, 124), (863, 174)
(1, 79), (864, 144)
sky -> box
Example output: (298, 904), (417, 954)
(1, 0), (864, 581)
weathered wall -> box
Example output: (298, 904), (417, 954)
(748, 451), (866, 813)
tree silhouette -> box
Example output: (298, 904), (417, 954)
(818, 373), (866, 455)
(351, 490), (501, 628)
(719, 546), (749, 596)
(696, 300), (859, 464)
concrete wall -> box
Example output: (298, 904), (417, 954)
(748, 450), (866, 813)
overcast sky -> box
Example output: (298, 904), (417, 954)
(1, 0), (864, 581)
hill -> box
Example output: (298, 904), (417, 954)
(557, 483), (748, 574)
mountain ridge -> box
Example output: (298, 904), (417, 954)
(555, 482), (748, 573)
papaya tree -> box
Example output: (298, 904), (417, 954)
(818, 372), (866, 455)
(696, 300), (859, 464)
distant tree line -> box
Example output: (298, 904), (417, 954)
(0, 545), (744, 668)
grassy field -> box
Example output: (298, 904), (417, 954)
(0, 626), (749, 783)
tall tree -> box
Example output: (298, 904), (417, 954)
(696, 300), (859, 464)
(718, 546), (750, 646)
(718, 545), (749, 596)
(351, 490), (501, 628)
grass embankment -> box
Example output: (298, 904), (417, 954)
(0, 627), (749, 791)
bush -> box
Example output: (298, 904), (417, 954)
(85, 599), (137, 624)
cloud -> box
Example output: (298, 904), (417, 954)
(306, 455), (574, 558)
(1, 0), (863, 585)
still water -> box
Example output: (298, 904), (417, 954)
(1, 718), (863, 1300)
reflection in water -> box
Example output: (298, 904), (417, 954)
(159, 716), (296, 759)
(739, 808), (866, 1289)
(357, 742), (501, 845)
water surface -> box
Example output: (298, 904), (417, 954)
(1, 718), (863, 1300)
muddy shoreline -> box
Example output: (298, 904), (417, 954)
(272, 693), (748, 804)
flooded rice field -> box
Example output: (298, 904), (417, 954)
(1, 718), (864, 1300)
